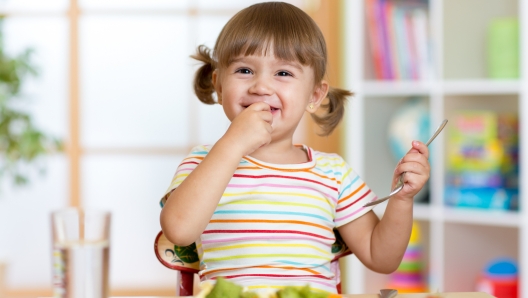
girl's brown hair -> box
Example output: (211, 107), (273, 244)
(192, 1), (352, 136)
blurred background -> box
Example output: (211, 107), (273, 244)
(0, 0), (340, 296)
(0, 0), (525, 297)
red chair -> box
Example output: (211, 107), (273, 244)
(154, 230), (351, 296)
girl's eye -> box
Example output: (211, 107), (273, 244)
(276, 71), (292, 77)
(235, 68), (252, 74)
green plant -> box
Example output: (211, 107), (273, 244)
(0, 46), (62, 186)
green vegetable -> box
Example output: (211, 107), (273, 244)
(277, 286), (303, 298)
(278, 285), (329, 298)
(206, 277), (243, 298)
(205, 277), (330, 298)
(239, 291), (259, 298)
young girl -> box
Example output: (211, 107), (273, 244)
(160, 1), (430, 294)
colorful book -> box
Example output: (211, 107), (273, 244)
(365, 0), (384, 79)
(447, 111), (502, 172)
(412, 9), (430, 80)
(405, 11), (419, 80)
(379, 0), (394, 79)
(386, 0), (401, 80)
(394, 5), (409, 79)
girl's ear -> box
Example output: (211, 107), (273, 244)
(212, 69), (223, 104)
(306, 80), (329, 114)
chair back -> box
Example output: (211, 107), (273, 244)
(154, 231), (199, 296)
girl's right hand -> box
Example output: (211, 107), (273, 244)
(220, 102), (273, 157)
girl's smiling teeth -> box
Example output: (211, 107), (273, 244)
(242, 104), (279, 112)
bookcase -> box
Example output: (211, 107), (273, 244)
(340, 0), (528, 296)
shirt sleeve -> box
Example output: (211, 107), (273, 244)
(159, 145), (210, 208)
(334, 158), (377, 227)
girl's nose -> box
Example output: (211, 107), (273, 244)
(249, 75), (273, 95)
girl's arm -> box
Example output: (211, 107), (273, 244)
(337, 141), (430, 273)
(160, 102), (273, 246)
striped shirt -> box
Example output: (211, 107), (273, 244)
(160, 144), (377, 293)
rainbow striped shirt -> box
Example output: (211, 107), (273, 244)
(161, 145), (376, 293)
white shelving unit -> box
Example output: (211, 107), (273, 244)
(341, 0), (528, 296)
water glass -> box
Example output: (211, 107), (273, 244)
(51, 208), (111, 298)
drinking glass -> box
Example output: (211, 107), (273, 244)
(51, 208), (111, 298)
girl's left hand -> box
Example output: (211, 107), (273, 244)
(392, 140), (430, 200)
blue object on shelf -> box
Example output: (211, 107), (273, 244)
(485, 258), (518, 279)
(445, 187), (519, 211)
(446, 171), (503, 188)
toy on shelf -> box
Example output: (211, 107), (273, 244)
(387, 221), (426, 293)
(445, 111), (519, 211)
(476, 257), (518, 298)
(388, 98), (430, 162)
(487, 18), (519, 79)
(388, 97), (430, 202)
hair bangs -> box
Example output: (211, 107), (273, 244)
(213, 2), (327, 80)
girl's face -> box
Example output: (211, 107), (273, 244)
(212, 52), (328, 143)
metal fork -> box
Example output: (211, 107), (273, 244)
(363, 119), (448, 207)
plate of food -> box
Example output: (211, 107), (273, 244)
(194, 277), (494, 298)
(195, 277), (341, 298)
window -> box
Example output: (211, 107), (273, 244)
(0, 0), (306, 294)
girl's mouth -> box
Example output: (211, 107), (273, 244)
(242, 105), (279, 112)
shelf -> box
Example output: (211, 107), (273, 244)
(374, 203), (519, 227)
(346, 0), (526, 294)
(362, 81), (432, 97)
(442, 207), (520, 227)
(414, 203), (432, 220)
(362, 80), (520, 97)
(373, 202), (431, 221)
(442, 79), (521, 95)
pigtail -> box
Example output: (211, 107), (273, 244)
(311, 87), (353, 136)
(191, 45), (217, 105)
